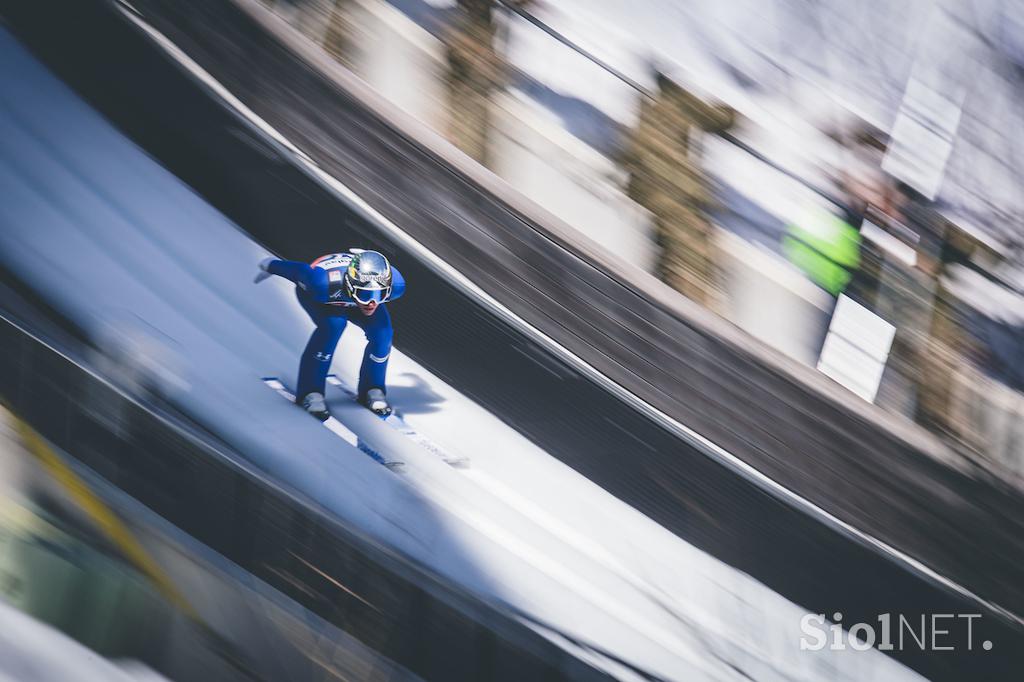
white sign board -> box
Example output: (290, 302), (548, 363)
(882, 77), (964, 200)
(817, 295), (896, 403)
(859, 219), (917, 268)
(881, 9), (972, 200)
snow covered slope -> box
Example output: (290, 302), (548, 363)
(0, 23), (921, 682)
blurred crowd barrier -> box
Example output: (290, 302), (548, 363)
(0, 409), (212, 681)
(260, 0), (1024, 486)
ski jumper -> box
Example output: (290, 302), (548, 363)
(266, 253), (406, 400)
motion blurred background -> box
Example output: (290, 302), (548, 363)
(1, 0), (1023, 680)
(278, 0), (1024, 451)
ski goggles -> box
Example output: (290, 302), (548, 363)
(350, 284), (391, 305)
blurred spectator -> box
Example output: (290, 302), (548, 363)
(782, 199), (861, 299)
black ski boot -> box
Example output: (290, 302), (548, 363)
(301, 392), (330, 422)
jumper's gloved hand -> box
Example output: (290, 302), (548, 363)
(254, 257), (275, 284)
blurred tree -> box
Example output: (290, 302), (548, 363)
(322, 0), (358, 69)
(852, 180), (980, 440)
(623, 72), (734, 309)
(916, 223), (984, 439)
(274, 0), (342, 49)
(442, 1), (531, 164)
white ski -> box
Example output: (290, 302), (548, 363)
(262, 377), (406, 472)
(326, 375), (469, 468)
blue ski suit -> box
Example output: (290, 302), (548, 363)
(265, 252), (405, 401)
